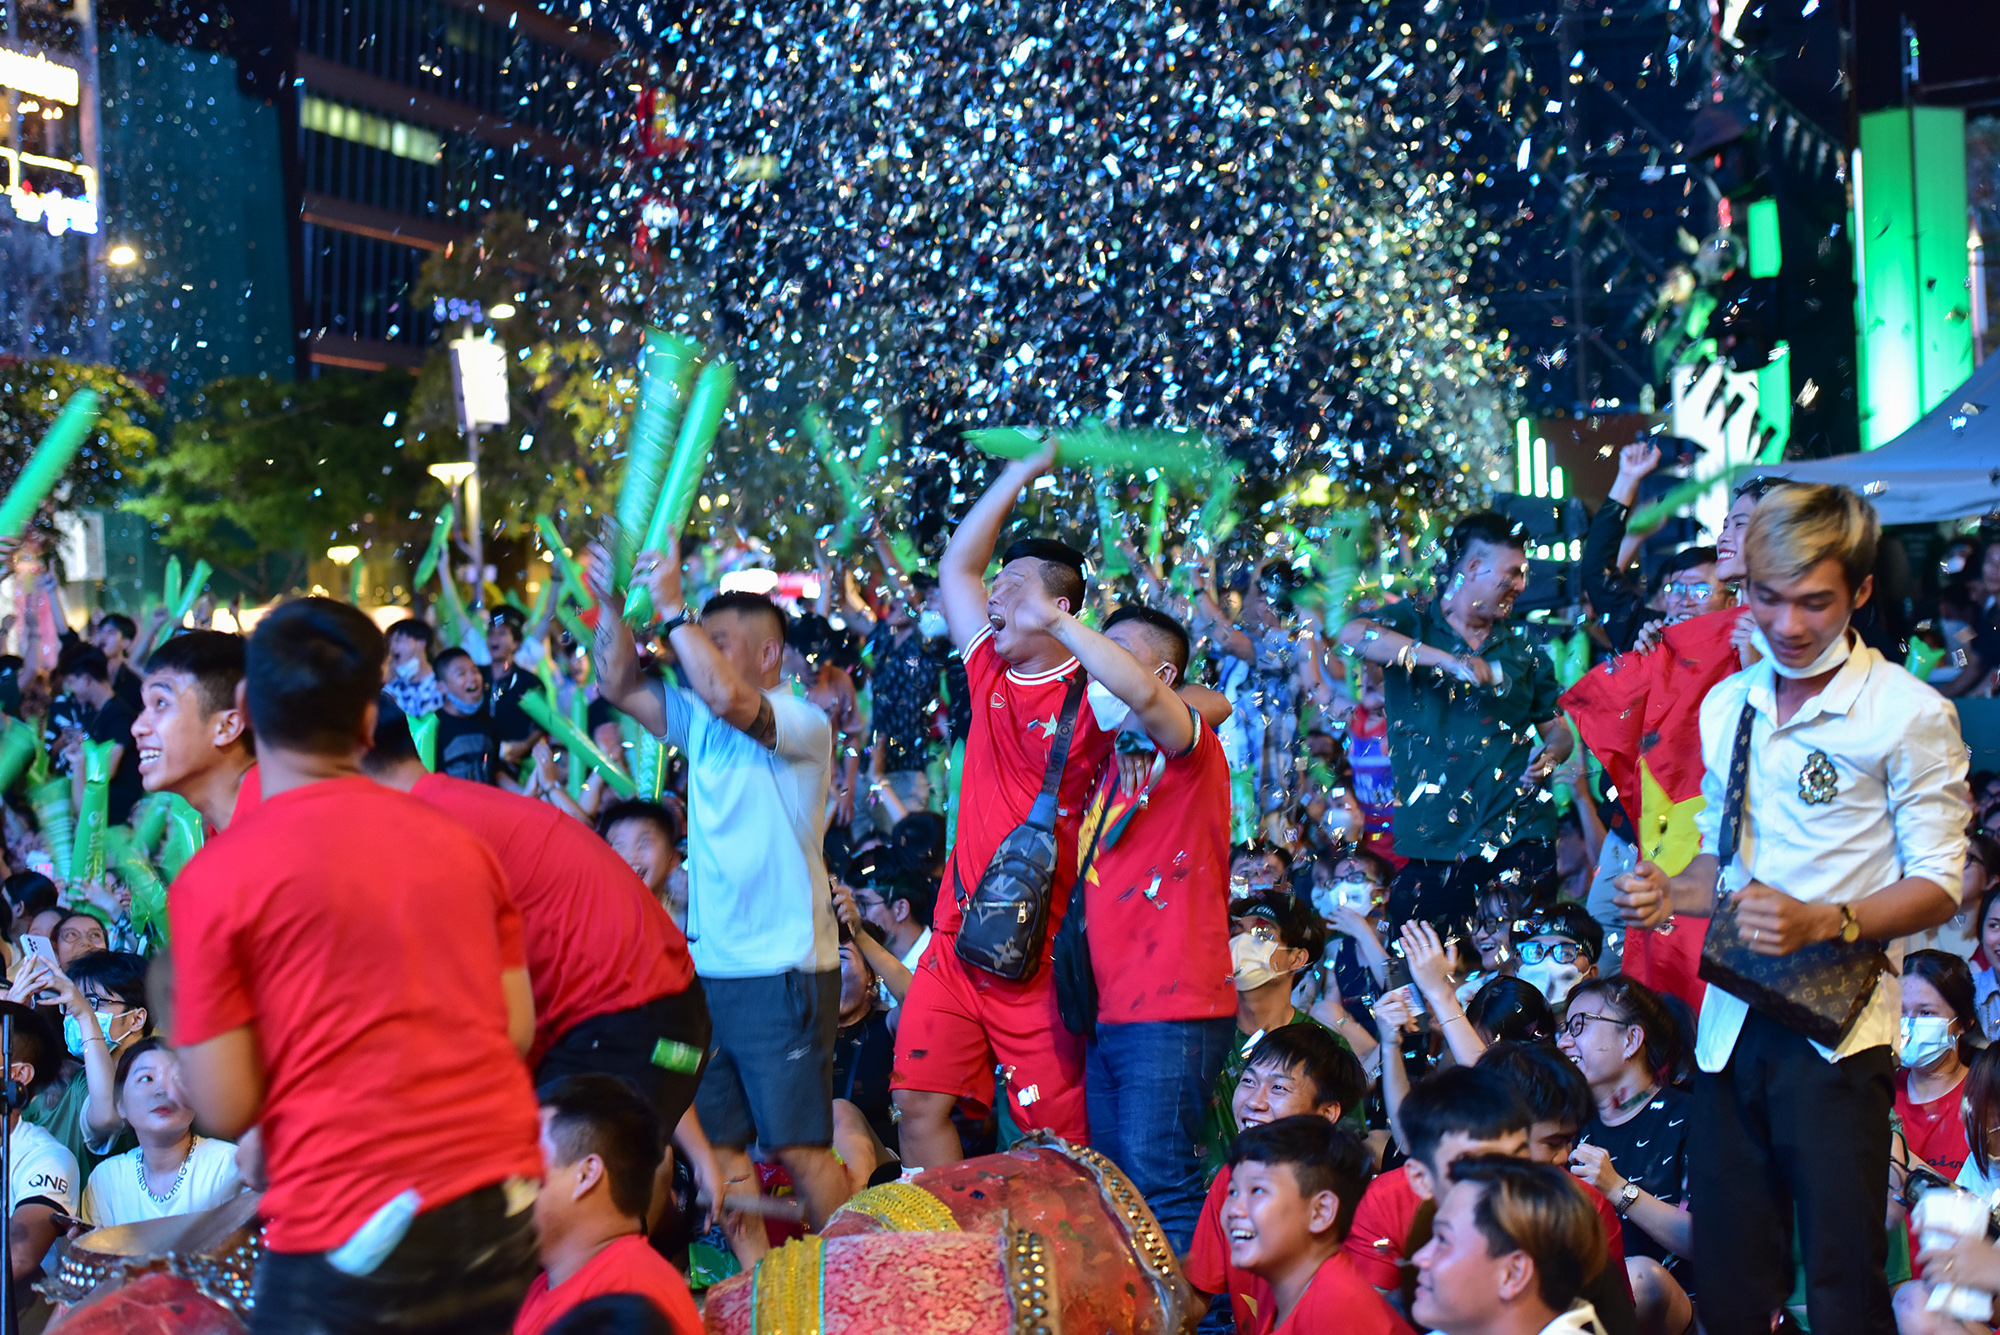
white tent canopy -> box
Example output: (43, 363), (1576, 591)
(1768, 355), (2000, 524)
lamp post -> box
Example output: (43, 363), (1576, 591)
(426, 462), (479, 598)
(448, 336), (509, 608)
(327, 544), (362, 605)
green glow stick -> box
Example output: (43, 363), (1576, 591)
(804, 406), (869, 554)
(158, 794), (203, 881)
(616, 330), (702, 590)
(409, 711), (438, 771)
(964, 422), (1221, 483)
(29, 777), (72, 881)
(0, 390), (99, 542)
(0, 716), (38, 795)
(1095, 474), (1131, 580)
(69, 738), (113, 885)
(519, 693), (637, 798)
(169, 560), (210, 626)
(414, 502), (455, 588)
(1905, 639), (1947, 681)
(434, 564), (473, 648)
(625, 359), (736, 625)
(536, 513), (595, 611)
(1626, 466), (1750, 534)
(567, 690), (589, 800)
(162, 556), (183, 622)
(349, 554), (367, 606)
(1147, 478), (1169, 563)
(1201, 471), (1242, 542)
(528, 569), (554, 625)
(108, 827), (167, 944)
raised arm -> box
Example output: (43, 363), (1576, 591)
(938, 445), (1059, 650)
(1008, 582), (1194, 753)
(584, 545), (671, 738)
(1336, 613), (1494, 687)
(635, 539), (773, 743)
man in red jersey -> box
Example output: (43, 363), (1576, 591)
(1016, 597), (1235, 1253)
(362, 707), (718, 1212)
(890, 445), (1121, 1164)
(171, 599), (543, 1334)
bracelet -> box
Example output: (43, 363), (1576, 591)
(1439, 1009), (1470, 1027)
(1395, 642), (1418, 672)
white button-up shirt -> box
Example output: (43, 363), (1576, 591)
(1692, 638), (1969, 1072)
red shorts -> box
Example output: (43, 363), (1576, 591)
(890, 932), (1087, 1141)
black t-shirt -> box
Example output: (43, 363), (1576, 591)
(434, 707), (497, 785)
(44, 693), (87, 776)
(1580, 1085), (1692, 1275)
(832, 1011), (897, 1156)
(111, 664), (142, 712)
(486, 664), (537, 745)
(85, 695), (143, 825)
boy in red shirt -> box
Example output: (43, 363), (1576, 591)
(891, 445), (1117, 1164)
(172, 599), (543, 1334)
(1218, 1117), (1414, 1335)
(514, 1076), (701, 1335)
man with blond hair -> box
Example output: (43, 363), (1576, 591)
(1614, 482), (1968, 1335)
(1412, 1156), (1610, 1335)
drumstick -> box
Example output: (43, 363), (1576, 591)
(695, 1193), (806, 1222)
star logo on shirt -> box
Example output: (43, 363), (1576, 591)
(1032, 713), (1060, 739)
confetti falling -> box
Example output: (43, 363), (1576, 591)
(616, 0), (1525, 552)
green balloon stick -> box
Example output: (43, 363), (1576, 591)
(1095, 474), (1132, 580)
(1147, 478), (1170, 563)
(414, 502), (455, 588)
(409, 711), (438, 771)
(964, 422), (1220, 484)
(169, 559), (211, 626)
(0, 390), (99, 542)
(615, 330), (702, 592)
(536, 513), (595, 611)
(0, 716), (37, 795)
(803, 406), (869, 555)
(625, 359), (736, 625)
(69, 738), (114, 886)
(162, 556), (183, 622)
(520, 693), (638, 798)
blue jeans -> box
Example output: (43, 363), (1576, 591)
(1085, 1017), (1234, 1254)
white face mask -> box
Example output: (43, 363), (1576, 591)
(394, 655), (421, 681)
(1751, 625), (1854, 679)
(1519, 958), (1583, 1006)
(1900, 1016), (1956, 1070)
(1086, 680), (1131, 732)
(917, 609), (949, 639)
(1231, 934), (1288, 992)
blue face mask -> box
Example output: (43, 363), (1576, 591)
(62, 1010), (118, 1058)
(917, 609), (949, 640)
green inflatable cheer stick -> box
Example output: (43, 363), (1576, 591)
(1906, 639), (1947, 682)
(158, 793), (205, 881)
(414, 502), (456, 589)
(803, 406), (868, 554)
(1094, 474), (1132, 581)
(130, 792), (170, 854)
(634, 730), (666, 802)
(434, 563), (473, 649)
(963, 423), (1218, 483)
(0, 390), (99, 542)
(169, 560), (211, 627)
(409, 710), (438, 772)
(69, 738), (114, 885)
(536, 513), (596, 611)
(108, 827), (168, 944)
(1201, 471), (1243, 543)
(348, 553), (367, 606)
(162, 556), (183, 624)
(0, 716), (38, 795)
(519, 694), (638, 798)
(1147, 478), (1170, 563)
(615, 330), (703, 593)
(626, 360), (736, 625)
(29, 776), (73, 882)
(566, 690), (590, 801)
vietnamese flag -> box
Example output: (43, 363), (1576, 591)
(1561, 607), (1748, 1009)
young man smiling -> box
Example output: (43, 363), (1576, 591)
(1615, 483), (1968, 1335)
(131, 631), (256, 831)
(1412, 1156), (1610, 1335)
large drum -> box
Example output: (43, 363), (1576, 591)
(48, 1192), (261, 1332)
(706, 1134), (1186, 1335)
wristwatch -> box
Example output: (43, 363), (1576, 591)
(1616, 1182), (1641, 1216)
(658, 607), (692, 637)
(1838, 904), (1862, 944)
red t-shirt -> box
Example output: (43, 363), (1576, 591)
(1896, 1070), (1970, 1181)
(225, 762), (262, 828)
(411, 773), (694, 1064)
(1189, 1166), (1417, 1335)
(934, 631), (1112, 945)
(1075, 717), (1234, 1024)
(1341, 1163), (1631, 1297)
(170, 775), (542, 1254)
(513, 1234), (702, 1335)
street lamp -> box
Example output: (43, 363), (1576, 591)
(327, 545), (363, 605)
(425, 461), (480, 596)
(106, 244), (136, 266)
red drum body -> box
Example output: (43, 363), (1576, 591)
(706, 1134), (1185, 1335)
(47, 1271), (245, 1335)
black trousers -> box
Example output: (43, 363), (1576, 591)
(1690, 1006), (1894, 1335)
(534, 984), (712, 1135)
(1385, 839), (1556, 930)
(252, 1183), (538, 1335)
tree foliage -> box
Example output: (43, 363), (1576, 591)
(0, 357), (157, 546)
(127, 371), (434, 600)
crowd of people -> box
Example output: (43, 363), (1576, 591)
(0, 437), (1983, 1335)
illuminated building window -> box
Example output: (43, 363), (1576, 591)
(300, 96), (443, 164)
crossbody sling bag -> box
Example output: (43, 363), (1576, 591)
(954, 673), (1086, 982)
(1697, 700), (1889, 1048)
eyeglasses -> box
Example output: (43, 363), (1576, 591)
(1665, 581), (1716, 600)
(1558, 1011), (1631, 1039)
(1516, 940), (1587, 965)
(1472, 916), (1509, 935)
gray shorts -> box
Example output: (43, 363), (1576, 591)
(695, 969), (839, 1150)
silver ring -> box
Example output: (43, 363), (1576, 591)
(1750, 928), (1760, 942)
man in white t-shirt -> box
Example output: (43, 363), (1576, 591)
(0, 1002), (78, 1286)
(593, 542), (845, 1235)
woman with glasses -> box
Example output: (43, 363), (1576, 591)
(1557, 975), (1694, 1335)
